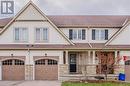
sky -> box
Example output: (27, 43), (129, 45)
(0, 0), (130, 18)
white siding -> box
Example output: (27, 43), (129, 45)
(16, 5), (46, 20)
(0, 22), (69, 44)
(89, 28), (118, 43)
(60, 28), (119, 43)
(0, 3), (70, 45)
(109, 24), (130, 45)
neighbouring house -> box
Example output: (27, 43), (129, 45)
(0, 1), (130, 81)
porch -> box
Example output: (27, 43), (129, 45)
(59, 50), (123, 80)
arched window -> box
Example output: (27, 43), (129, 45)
(48, 59), (57, 65)
(35, 59), (45, 65)
(2, 59), (24, 65)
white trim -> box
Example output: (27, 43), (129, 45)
(13, 27), (29, 43)
(33, 62), (35, 80)
(92, 51), (95, 64)
(65, 51), (68, 64)
(122, 18), (128, 26)
(0, 61), (2, 80)
(105, 21), (130, 46)
(115, 51), (118, 59)
(0, 1), (74, 45)
(88, 51), (91, 64)
(34, 27), (49, 43)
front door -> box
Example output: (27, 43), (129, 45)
(69, 54), (77, 73)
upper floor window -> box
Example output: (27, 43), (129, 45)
(14, 28), (28, 42)
(35, 28), (48, 42)
(69, 29), (86, 40)
(92, 29), (108, 40)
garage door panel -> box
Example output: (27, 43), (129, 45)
(35, 65), (47, 80)
(2, 65), (12, 80)
(2, 59), (25, 80)
(13, 65), (25, 80)
(35, 59), (58, 80)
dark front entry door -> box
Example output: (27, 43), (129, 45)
(69, 54), (77, 73)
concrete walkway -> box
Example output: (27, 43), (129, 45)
(0, 81), (61, 86)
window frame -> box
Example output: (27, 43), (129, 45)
(70, 29), (86, 40)
(13, 27), (28, 42)
(35, 27), (49, 43)
(93, 29), (108, 40)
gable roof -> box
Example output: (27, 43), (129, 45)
(0, 1), (74, 45)
(1, 16), (130, 28)
(105, 21), (130, 45)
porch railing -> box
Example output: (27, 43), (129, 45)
(77, 64), (120, 75)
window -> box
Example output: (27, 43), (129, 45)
(48, 59), (58, 65)
(2, 59), (24, 65)
(15, 59), (24, 65)
(14, 28), (28, 42)
(69, 29), (86, 40)
(2, 60), (12, 65)
(35, 28), (48, 42)
(92, 29), (108, 40)
(35, 59), (45, 65)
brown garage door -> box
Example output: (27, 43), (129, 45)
(125, 60), (130, 81)
(35, 59), (58, 80)
(2, 59), (25, 80)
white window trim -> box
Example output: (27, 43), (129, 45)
(13, 27), (28, 43)
(95, 29), (106, 41)
(72, 29), (85, 40)
(34, 27), (49, 43)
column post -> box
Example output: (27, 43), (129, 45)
(65, 51), (68, 64)
(115, 51), (117, 60)
(92, 51), (96, 64)
(88, 51), (91, 64)
(59, 51), (69, 79)
(0, 61), (2, 80)
(87, 51), (96, 74)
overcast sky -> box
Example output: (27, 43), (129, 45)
(0, 0), (130, 18)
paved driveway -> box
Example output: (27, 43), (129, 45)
(0, 81), (61, 86)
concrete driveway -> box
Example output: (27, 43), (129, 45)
(0, 81), (61, 86)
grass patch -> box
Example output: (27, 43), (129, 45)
(62, 82), (130, 86)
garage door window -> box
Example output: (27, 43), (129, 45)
(35, 59), (45, 65)
(15, 60), (24, 65)
(2, 60), (12, 65)
(2, 59), (24, 65)
(48, 59), (57, 65)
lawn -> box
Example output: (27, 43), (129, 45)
(62, 82), (130, 86)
